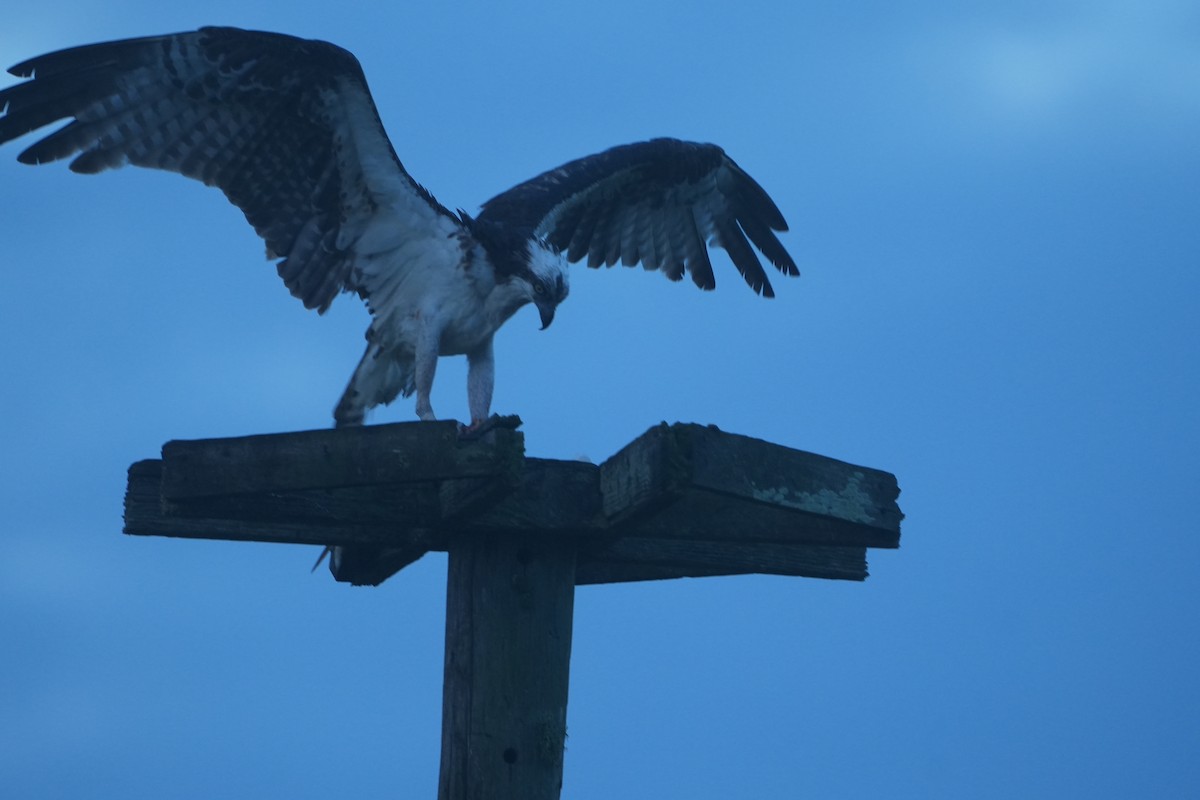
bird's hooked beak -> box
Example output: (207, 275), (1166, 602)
(536, 299), (556, 330)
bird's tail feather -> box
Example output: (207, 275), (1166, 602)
(333, 339), (415, 427)
(320, 340), (415, 576)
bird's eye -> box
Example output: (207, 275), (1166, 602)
(534, 284), (546, 295)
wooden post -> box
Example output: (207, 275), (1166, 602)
(439, 533), (576, 799)
(121, 420), (903, 797)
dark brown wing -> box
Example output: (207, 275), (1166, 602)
(477, 138), (797, 296)
(0, 26), (458, 312)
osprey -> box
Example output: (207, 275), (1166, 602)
(0, 27), (797, 428)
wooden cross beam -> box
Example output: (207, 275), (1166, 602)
(124, 420), (902, 798)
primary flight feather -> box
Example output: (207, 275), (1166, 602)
(0, 27), (797, 427)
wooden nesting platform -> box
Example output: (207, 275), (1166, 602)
(123, 419), (901, 586)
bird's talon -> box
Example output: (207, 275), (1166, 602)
(457, 415), (498, 440)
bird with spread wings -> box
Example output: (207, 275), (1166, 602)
(0, 27), (797, 429)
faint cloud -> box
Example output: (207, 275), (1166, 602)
(925, 1), (1200, 140)
(978, 30), (1104, 116)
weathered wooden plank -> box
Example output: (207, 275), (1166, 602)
(600, 423), (902, 548)
(166, 483), (443, 527)
(439, 532), (575, 800)
(598, 423), (689, 525)
(160, 419), (524, 499)
(615, 489), (897, 548)
(124, 460), (435, 549)
(576, 539), (867, 584)
(456, 459), (604, 535)
(439, 476), (518, 527)
(686, 424), (901, 531)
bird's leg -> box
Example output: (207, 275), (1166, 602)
(414, 323), (442, 421)
(465, 337), (495, 430)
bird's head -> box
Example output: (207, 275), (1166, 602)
(470, 217), (570, 327)
(521, 239), (570, 329)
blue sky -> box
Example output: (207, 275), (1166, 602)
(1, 1), (1197, 797)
